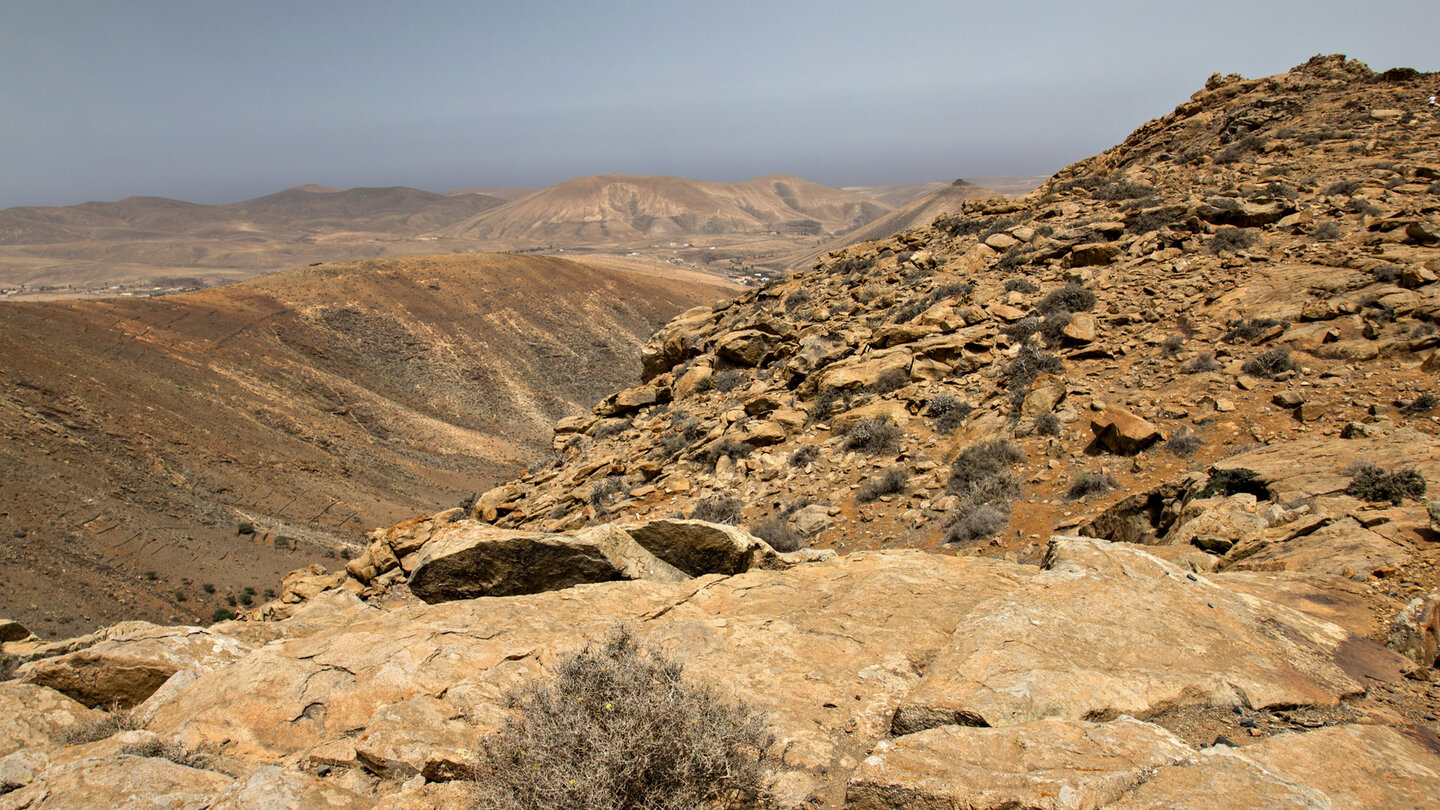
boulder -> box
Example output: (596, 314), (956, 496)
(17, 625), (251, 709)
(1222, 516), (1414, 579)
(1019, 373), (1067, 417)
(1067, 243), (1122, 267)
(1060, 312), (1097, 343)
(0, 682), (100, 758)
(405, 521), (688, 604)
(354, 696), (473, 779)
(1107, 747), (1329, 809)
(715, 330), (780, 367)
(596, 383), (666, 417)
(845, 718), (1192, 810)
(0, 754), (233, 809)
(830, 400), (911, 434)
(208, 765), (371, 810)
(1387, 592), (1440, 668)
(622, 519), (779, 576)
(148, 551), (1035, 803)
(672, 363), (713, 399)
(1090, 406), (1162, 454)
(1240, 724), (1440, 809)
(891, 538), (1364, 733)
(0, 620), (33, 643)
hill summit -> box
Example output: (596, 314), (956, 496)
(3, 55), (1440, 808)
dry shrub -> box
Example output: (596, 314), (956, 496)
(120, 738), (215, 770)
(472, 628), (773, 810)
(63, 706), (145, 745)
(845, 417), (903, 454)
(1345, 464), (1426, 505)
(856, 467), (909, 503)
(690, 495), (743, 525)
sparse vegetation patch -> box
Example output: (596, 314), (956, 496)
(1345, 464), (1426, 505)
(472, 627), (773, 810)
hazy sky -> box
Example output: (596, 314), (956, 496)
(3, 0), (1438, 208)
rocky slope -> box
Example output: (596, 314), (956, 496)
(3, 55), (1440, 808)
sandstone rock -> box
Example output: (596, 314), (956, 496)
(1241, 724), (1440, 809)
(892, 538), (1363, 733)
(0, 682), (100, 758)
(1387, 592), (1440, 668)
(1067, 243), (1122, 267)
(405, 521), (687, 603)
(17, 625), (251, 710)
(792, 505), (835, 536)
(672, 362), (713, 398)
(1019, 373), (1067, 417)
(1211, 434), (1440, 502)
(623, 519), (778, 576)
(715, 329), (780, 367)
(208, 765), (371, 810)
(1060, 312), (1097, 343)
(0, 748), (48, 793)
(474, 485), (522, 523)
(984, 232), (1019, 251)
(1107, 747), (1329, 809)
(355, 696), (473, 779)
(988, 303), (1027, 322)
(845, 717), (1192, 810)
(149, 552), (1034, 804)
(830, 400), (910, 434)
(0, 754), (233, 809)
(1089, 406), (1162, 454)
(1222, 515), (1414, 579)
(1273, 390), (1305, 407)
(0, 620), (32, 643)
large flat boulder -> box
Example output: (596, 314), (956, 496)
(1240, 725), (1440, 809)
(16, 625), (251, 710)
(623, 519), (782, 576)
(405, 521), (688, 603)
(844, 717), (1192, 809)
(0, 682), (100, 758)
(1211, 433), (1440, 501)
(892, 538), (1364, 733)
(1106, 747), (1330, 809)
(0, 754), (233, 810)
(148, 551), (1035, 805)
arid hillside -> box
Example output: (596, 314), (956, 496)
(0, 253), (734, 637)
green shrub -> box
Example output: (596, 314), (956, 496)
(845, 417), (903, 454)
(236, 521), (255, 536)
(472, 628), (773, 810)
(691, 495), (743, 525)
(1345, 464), (1426, 505)
(201, 583), (215, 594)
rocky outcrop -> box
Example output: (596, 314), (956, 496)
(891, 538), (1369, 733)
(0, 682), (99, 759)
(15, 625), (251, 709)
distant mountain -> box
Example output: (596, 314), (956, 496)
(438, 174), (890, 244)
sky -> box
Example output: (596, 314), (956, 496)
(3, 0), (1438, 209)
